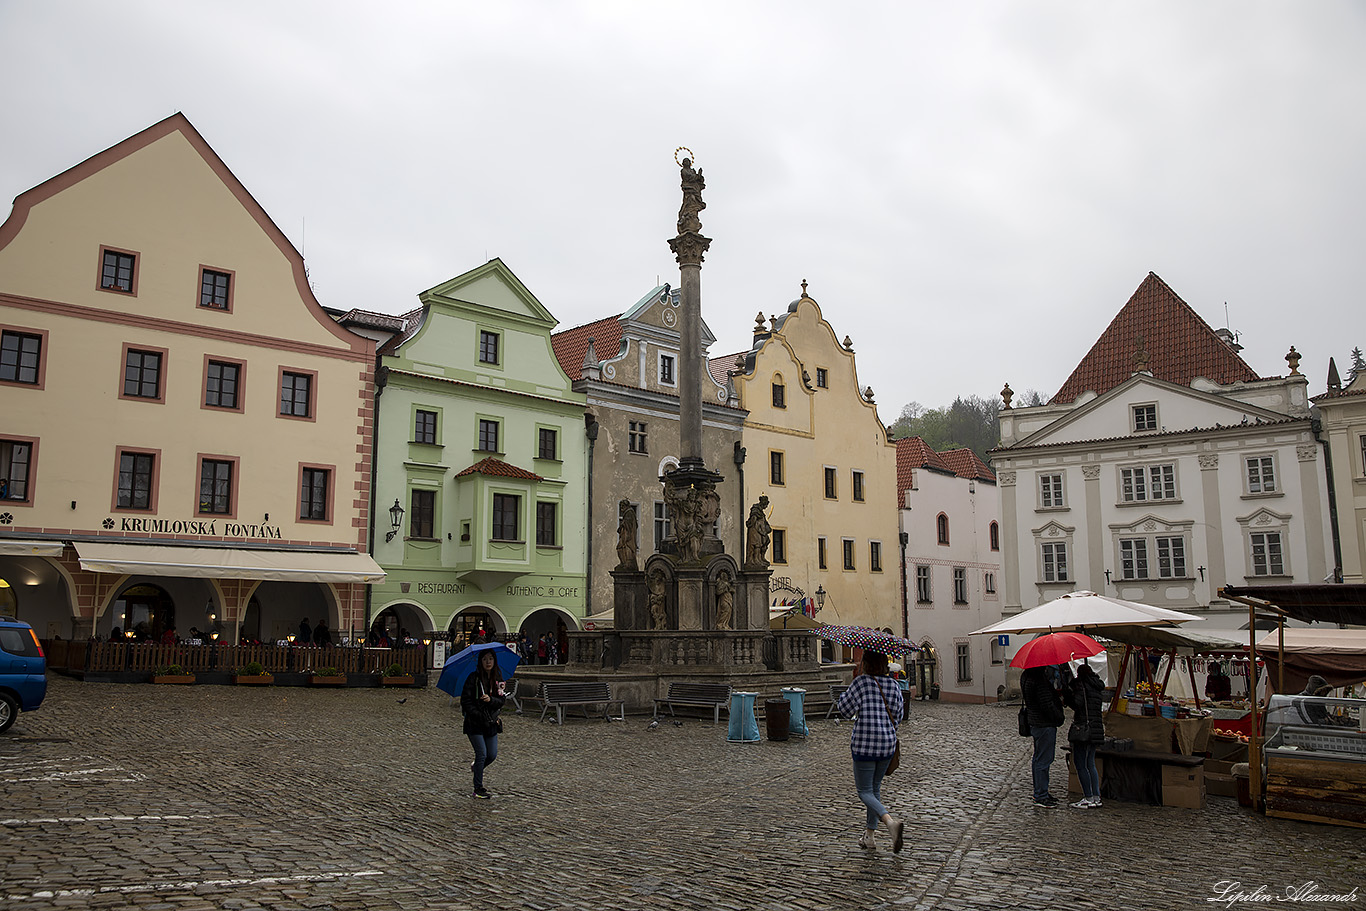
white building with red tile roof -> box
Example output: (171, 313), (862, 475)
(992, 273), (1334, 624)
(896, 438), (1004, 702)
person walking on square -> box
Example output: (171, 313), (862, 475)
(1066, 662), (1106, 808)
(837, 650), (906, 853)
(461, 650), (506, 799)
(1021, 665), (1066, 806)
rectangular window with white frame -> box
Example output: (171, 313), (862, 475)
(956, 642), (971, 683)
(1119, 538), (1149, 580)
(1039, 473), (1065, 509)
(1120, 464), (1177, 503)
(818, 536), (827, 570)
(1245, 456), (1277, 495)
(1155, 535), (1186, 578)
(915, 565), (932, 602)
(1249, 531), (1285, 576)
(772, 528), (787, 564)
(1041, 541), (1069, 582)
(628, 421), (648, 454)
(953, 567), (968, 603)
(869, 540), (882, 573)
(842, 537), (855, 571)
(984, 572), (996, 594)
(1132, 403), (1158, 432)
(852, 470), (865, 502)
(658, 352), (675, 386)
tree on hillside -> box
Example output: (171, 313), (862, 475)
(889, 389), (1049, 463)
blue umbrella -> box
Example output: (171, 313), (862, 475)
(436, 642), (520, 698)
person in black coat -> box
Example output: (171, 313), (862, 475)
(1066, 663), (1106, 808)
(460, 650), (507, 799)
(1021, 665), (1066, 807)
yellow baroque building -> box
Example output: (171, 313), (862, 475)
(0, 114), (383, 646)
(730, 286), (900, 640)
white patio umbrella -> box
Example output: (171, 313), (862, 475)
(970, 590), (1201, 636)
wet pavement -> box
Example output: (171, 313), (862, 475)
(0, 675), (1359, 910)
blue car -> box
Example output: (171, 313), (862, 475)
(0, 617), (46, 733)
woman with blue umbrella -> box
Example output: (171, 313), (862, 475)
(440, 643), (518, 799)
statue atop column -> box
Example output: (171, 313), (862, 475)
(677, 157), (705, 234)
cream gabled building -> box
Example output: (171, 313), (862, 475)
(0, 114), (382, 644)
(730, 286), (900, 637)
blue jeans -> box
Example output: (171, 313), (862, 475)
(1030, 725), (1057, 801)
(1074, 741), (1100, 798)
(469, 733), (498, 790)
(853, 758), (893, 829)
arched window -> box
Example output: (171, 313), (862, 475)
(989, 521), (1000, 551)
(771, 376), (786, 409)
(936, 513), (950, 545)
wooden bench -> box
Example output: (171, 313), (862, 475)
(539, 682), (625, 725)
(824, 684), (852, 719)
(652, 683), (732, 723)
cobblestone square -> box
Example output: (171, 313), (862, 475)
(0, 677), (1358, 910)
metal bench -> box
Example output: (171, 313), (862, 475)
(825, 684), (852, 719)
(539, 681), (625, 724)
(652, 682), (732, 723)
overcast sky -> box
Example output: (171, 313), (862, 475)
(3, 2), (1362, 420)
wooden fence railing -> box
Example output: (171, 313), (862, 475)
(53, 642), (427, 677)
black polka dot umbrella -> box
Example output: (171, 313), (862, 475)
(814, 624), (921, 656)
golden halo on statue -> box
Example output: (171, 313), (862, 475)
(674, 146), (695, 166)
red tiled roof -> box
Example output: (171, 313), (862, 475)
(939, 448), (996, 483)
(709, 351), (745, 388)
(895, 437), (956, 505)
(551, 314), (623, 378)
(454, 457), (542, 481)
(1052, 272), (1261, 404)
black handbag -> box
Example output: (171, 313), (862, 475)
(1018, 705), (1031, 737)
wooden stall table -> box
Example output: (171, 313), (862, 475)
(1088, 747), (1206, 808)
(1104, 712), (1212, 756)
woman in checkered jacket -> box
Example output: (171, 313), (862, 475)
(837, 651), (906, 852)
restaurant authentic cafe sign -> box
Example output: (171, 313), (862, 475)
(104, 516), (283, 540)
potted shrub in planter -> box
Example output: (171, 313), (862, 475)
(234, 661), (275, 685)
(379, 662), (415, 686)
(152, 664), (195, 685)
(310, 666), (347, 686)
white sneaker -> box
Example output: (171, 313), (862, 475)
(1069, 798), (1090, 808)
(1087, 796), (1102, 808)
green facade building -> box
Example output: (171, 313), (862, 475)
(366, 259), (588, 648)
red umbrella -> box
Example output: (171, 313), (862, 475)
(1009, 631), (1104, 669)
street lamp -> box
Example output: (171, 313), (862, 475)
(385, 498), (405, 543)
(815, 585), (826, 613)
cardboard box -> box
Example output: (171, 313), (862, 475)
(1206, 771), (1237, 798)
(1205, 759), (1236, 776)
(1161, 763), (1206, 808)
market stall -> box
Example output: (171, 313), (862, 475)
(1255, 627), (1366, 695)
(1221, 583), (1366, 818)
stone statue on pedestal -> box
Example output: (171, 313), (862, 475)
(647, 568), (668, 630)
(677, 157), (705, 235)
(715, 570), (734, 630)
(746, 495), (771, 567)
(616, 499), (638, 570)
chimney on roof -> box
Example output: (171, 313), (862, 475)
(581, 338), (602, 381)
(1214, 327), (1243, 354)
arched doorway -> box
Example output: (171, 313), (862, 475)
(113, 583), (175, 641)
(519, 608), (572, 665)
(916, 641), (939, 700)
(372, 603), (432, 646)
(448, 607), (501, 647)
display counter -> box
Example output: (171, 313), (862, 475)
(1262, 695), (1366, 828)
